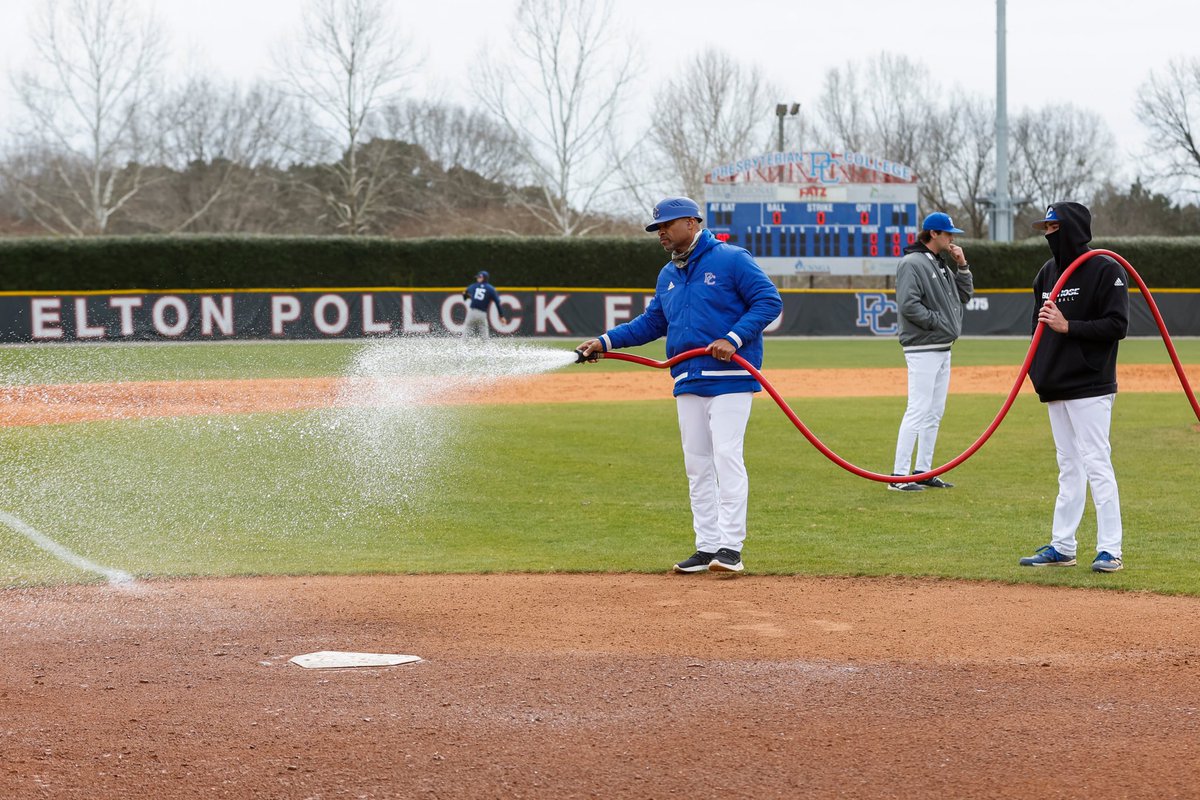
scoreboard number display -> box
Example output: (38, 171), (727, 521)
(704, 151), (920, 276)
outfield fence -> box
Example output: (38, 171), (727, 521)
(3, 287), (1199, 343)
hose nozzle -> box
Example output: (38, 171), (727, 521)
(574, 347), (598, 364)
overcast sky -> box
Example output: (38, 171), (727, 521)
(0, 0), (1191, 184)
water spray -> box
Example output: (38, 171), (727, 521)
(582, 250), (1200, 485)
(333, 337), (581, 511)
(0, 509), (135, 586)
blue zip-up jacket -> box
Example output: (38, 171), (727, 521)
(599, 228), (782, 397)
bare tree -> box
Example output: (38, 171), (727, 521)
(6, 0), (164, 235)
(813, 65), (865, 152)
(1088, 179), (1200, 235)
(145, 78), (299, 232)
(275, 0), (417, 234)
(812, 55), (1008, 235)
(1011, 104), (1116, 210)
(474, 0), (637, 236)
(373, 100), (527, 232)
(1136, 57), (1200, 195)
(382, 100), (524, 187)
(915, 93), (996, 238)
(815, 53), (933, 168)
(645, 49), (779, 202)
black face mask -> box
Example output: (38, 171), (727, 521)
(1046, 229), (1064, 266)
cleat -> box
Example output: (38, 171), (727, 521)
(708, 548), (744, 573)
(673, 551), (715, 574)
(888, 473), (925, 492)
(913, 474), (954, 489)
(1019, 544), (1076, 567)
(1091, 551), (1124, 573)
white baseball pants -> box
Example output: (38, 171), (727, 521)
(893, 349), (952, 475)
(676, 392), (754, 554)
(1047, 394), (1122, 558)
(461, 308), (490, 338)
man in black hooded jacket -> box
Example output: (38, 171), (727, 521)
(1018, 202), (1129, 573)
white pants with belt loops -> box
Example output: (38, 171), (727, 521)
(893, 349), (952, 475)
(676, 392), (754, 554)
(1048, 394), (1123, 558)
(461, 308), (490, 338)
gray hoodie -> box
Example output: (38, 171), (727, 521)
(895, 241), (974, 352)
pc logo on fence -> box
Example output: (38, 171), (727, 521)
(855, 292), (898, 336)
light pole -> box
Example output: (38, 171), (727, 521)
(992, 0), (1016, 241)
(977, 0), (1028, 238)
(775, 102), (800, 152)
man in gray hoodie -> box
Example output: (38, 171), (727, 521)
(889, 212), (974, 491)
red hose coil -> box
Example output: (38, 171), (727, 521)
(599, 250), (1200, 484)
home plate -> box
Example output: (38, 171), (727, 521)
(289, 651), (423, 669)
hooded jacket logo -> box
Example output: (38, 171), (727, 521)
(668, 281), (675, 290)
(1114, 278), (1124, 286)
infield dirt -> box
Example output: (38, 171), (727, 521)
(2, 368), (1199, 799)
(3, 574), (1199, 799)
(1, 363), (1195, 426)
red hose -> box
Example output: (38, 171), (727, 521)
(599, 249), (1200, 484)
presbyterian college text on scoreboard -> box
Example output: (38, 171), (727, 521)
(705, 150), (919, 277)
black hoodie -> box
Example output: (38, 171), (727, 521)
(1027, 202), (1129, 403)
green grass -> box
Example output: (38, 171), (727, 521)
(2, 335), (1198, 383)
(2, 338), (1199, 592)
(604, 336), (1200, 370)
(0, 340), (361, 384)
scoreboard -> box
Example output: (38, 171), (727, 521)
(704, 152), (920, 276)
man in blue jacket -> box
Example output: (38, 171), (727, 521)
(576, 197), (782, 574)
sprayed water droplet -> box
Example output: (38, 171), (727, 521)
(3, 336), (577, 585)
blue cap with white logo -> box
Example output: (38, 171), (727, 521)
(1032, 205), (1060, 230)
(646, 197), (703, 232)
(921, 211), (964, 234)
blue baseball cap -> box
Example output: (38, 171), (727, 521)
(1032, 205), (1060, 230)
(476, 270), (489, 281)
(646, 196), (703, 232)
(921, 211), (964, 234)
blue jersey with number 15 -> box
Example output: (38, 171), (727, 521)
(465, 281), (501, 312)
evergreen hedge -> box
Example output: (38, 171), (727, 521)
(0, 236), (669, 291)
(959, 237), (1200, 290)
(1, 234), (1198, 291)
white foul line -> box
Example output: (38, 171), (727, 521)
(0, 510), (134, 586)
